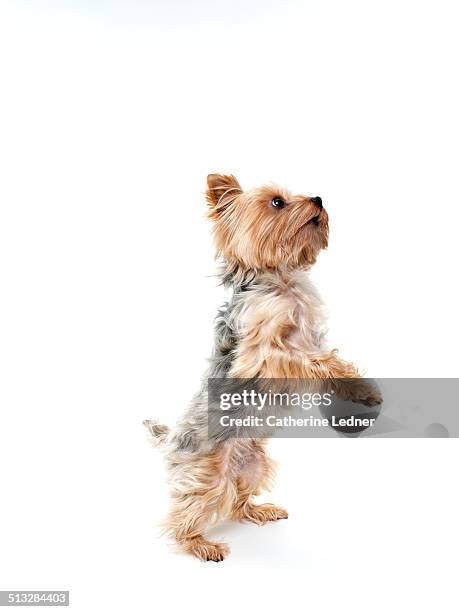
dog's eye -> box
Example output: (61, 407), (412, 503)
(271, 197), (286, 209)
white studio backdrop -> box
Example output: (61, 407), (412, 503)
(0, 2), (458, 611)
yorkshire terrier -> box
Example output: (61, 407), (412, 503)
(144, 173), (381, 561)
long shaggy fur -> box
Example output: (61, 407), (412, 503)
(144, 173), (379, 561)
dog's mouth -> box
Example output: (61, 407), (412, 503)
(291, 212), (323, 242)
(290, 208), (327, 245)
(307, 211), (321, 226)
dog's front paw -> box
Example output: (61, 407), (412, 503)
(334, 379), (382, 407)
(353, 381), (383, 406)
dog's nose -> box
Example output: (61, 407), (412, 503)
(311, 196), (323, 208)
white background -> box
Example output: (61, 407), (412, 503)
(0, 1), (458, 610)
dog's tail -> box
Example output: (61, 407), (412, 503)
(143, 419), (170, 447)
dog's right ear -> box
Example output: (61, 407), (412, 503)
(206, 174), (242, 217)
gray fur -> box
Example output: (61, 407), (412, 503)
(168, 264), (322, 453)
(169, 265), (247, 453)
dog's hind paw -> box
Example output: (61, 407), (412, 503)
(236, 503), (288, 525)
(184, 536), (230, 562)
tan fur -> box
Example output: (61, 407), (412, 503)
(163, 439), (277, 561)
(148, 174), (379, 561)
(206, 174), (329, 271)
(228, 268), (359, 378)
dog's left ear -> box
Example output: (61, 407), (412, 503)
(206, 174), (242, 215)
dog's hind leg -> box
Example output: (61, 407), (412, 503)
(164, 449), (236, 561)
(231, 441), (288, 524)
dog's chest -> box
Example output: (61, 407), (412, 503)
(237, 271), (325, 353)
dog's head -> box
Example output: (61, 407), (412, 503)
(206, 173), (328, 271)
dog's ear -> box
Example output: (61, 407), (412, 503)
(206, 174), (242, 216)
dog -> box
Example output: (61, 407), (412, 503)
(144, 173), (381, 561)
